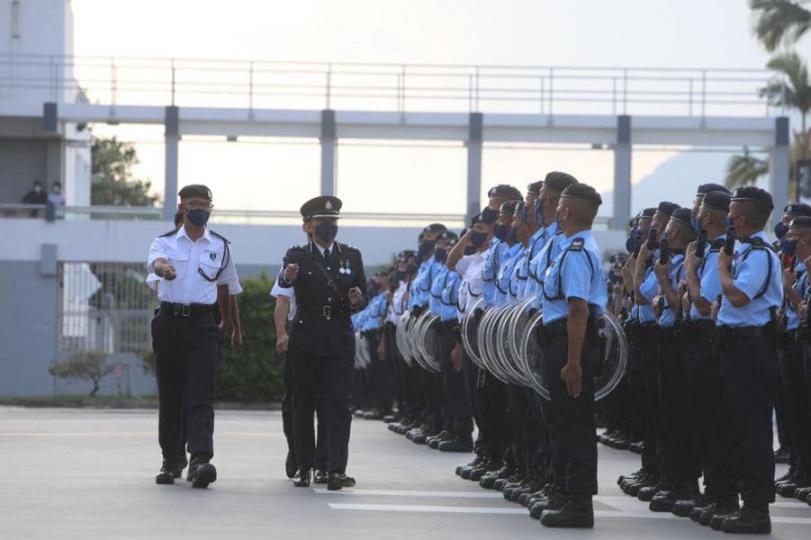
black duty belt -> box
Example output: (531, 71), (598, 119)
(298, 304), (350, 320)
(160, 302), (216, 318)
(682, 319), (715, 334)
(715, 325), (769, 340)
(540, 316), (600, 338)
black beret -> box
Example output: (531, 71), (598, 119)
(784, 203), (811, 217)
(544, 171), (579, 193)
(702, 190), (731, 212)
(439, 230), (459, 244)
(480, 206), (499, 225)
(178, 184), (212, 201)
(656, 201), (680, 217)
(640, 208), (656, 218)
(560, 182), (602, 205)
(469, 213), (481, 227)
(398, 250), (416, 260)
(789, 216), (811, 231)
(730, 187), (774, 211)
(670, 207), (694, 226)
(696, 183), (730, 196)
(300, 195), (342, 220)
(487, 184), (523, 201)
(423, 223), (447, 234)
(527, 180), (544, 194)
(500, 200), (520, 215)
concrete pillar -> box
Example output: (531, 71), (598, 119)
(612, 115), (632, 230)
(163, 106), (179, 221)
(43, 103), (63, 191)
(321, 109), (337, 196)
(770, 116), (790, 218)
(466, 112), (483, 224)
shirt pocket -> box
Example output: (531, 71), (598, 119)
(197, 247), (225, 282)
(167, 248), (190, 277)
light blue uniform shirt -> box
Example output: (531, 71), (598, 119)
(638, 258), (659, 324)
(429, 264), (450, 315)
(363, 293), (388, 331)
(690, 235), (724, 321)
(440, 270), (462, 322)
(482, 238), (508, 307)
(525, 223), (561, 298)
(542, 230), (607, 325)
(784, 262), (806, 331)
(410, 255), (440, 309)
(508, 245), (532, 301)
(493, 243), (522, 307)
(656, 253), (685, 328)
(717, 231), (783, 327)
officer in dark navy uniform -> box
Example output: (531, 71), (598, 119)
(277, 195), (368, 491)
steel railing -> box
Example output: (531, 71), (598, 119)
(0, 54), (783, 117)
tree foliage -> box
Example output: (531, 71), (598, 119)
(91, 136), (160, 206)
(48, 350), (114, 397)
(751, 0), (811, 51)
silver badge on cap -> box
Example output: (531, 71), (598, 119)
(325, 200), (332, 210)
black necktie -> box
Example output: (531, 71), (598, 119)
(324, 247), (330, 261)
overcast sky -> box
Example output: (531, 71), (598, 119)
(70, 0), (811, 217)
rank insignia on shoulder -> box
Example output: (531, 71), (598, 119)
(569, 238), (585, 251)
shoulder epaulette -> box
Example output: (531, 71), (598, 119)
(160, 227), (180, 237)
(568, 238), (585, 251)
(209, 230), (230, 244)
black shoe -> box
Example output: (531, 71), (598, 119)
(327, 472), (356, 491)
(383, 414), (397, 424)
(293, 468), (311, 487)
(672, 492), (703, 517)
(188, 459), (217, 489)
(721, 504), (771, 534)
(438, 437), (474, 453)
(155, 460), (182, 485)
(774, 447), (790, 464)
(540, 496), (594, 528)
(707, 499), (740, 530)
(285, 450), (297, 479)
(629, 441), (644, 454)
(313, 469), (328, 484)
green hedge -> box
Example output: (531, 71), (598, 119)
(216, 274), (284, 402)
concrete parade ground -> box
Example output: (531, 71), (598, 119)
(0, 407), (809, 540)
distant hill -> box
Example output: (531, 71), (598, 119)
(599, 150), (768, 218)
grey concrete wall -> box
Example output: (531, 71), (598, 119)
(0, 260), (58, 396)
(0, 137), (48, 203)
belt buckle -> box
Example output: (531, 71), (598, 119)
(323, 305), (332, 320)
(181, 304), (191, 317)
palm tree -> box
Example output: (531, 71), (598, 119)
(725, 147), (770, 188)
(750, 0), (811, 51)
(759, 51), (811, 132)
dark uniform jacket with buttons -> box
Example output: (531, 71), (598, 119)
(278, 241), (367, 357)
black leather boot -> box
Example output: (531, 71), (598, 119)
(155, 460), (182, 485)
(187, 457), (217, 489)
(540, 496), (594, 528)
(292, 468), (311, 487)
(721, 503), (771, 534)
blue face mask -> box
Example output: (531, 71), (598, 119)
(434, 247), (448, 264)
(470, 230), (488, 248)
(417, 240), (435, 259)
(509, 226), (518, 243)
(725, 216), (735, 229)
(464, 245), (477, 256)
(186, 208), (210, 227)
(493, 224), (509, 242)
(774, 221), (789, 240)
(691, 215), (701, 234)
(625, 226), (638, 254)
(534, 201), (544, 227)
(782, 239), (797, 257)
(315, 222), (338, 243)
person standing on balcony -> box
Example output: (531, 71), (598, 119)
(147, 184), (241, 489)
